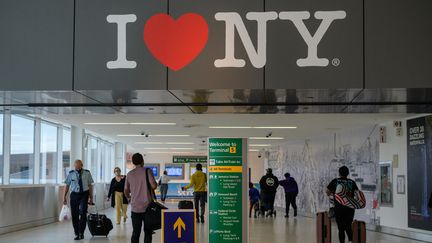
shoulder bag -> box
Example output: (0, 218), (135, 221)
(144, 169), (168, 231)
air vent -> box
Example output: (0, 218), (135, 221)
(183, 124), (201, 128)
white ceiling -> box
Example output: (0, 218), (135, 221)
(44, 113), (415, 153)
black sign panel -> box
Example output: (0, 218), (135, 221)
(74, 0), (168, 90)
(407, 116), (432, 231)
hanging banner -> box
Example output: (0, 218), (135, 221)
(208, 138), (247, 243)
(407, 115), (432, 231)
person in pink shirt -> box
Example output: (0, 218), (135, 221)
(124, 153), (157, 243)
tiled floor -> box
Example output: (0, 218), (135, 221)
(0, 204), (427, 243)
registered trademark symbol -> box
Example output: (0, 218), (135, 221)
(332, 58), (340, 67)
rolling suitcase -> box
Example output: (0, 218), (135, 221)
(178, 200), (194, 209)
(352, 220), (366, 243)
(316, 212), (331, 243)
(88, 210), (113, 237)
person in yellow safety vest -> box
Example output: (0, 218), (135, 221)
(182, 163), (207, 223)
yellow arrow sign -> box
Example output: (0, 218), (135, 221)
(173, 217), (186, 238)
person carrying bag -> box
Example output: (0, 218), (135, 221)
(144, 168), (168, 232)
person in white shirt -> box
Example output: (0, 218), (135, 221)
(158, 170), (170, 203)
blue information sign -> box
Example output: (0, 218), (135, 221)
(162, 210), (196, 243)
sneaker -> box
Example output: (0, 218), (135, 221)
(74, 235), (80, 240)
(200, 216), (205, 224)
(79, 234), (84, 240)
(196, 218), (200, 223)
(284, 215), (289, 218)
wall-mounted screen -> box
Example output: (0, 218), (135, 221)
(165, 164), (184, 179)
(144, 164), (160, 178)
(190, 165), (207, 177)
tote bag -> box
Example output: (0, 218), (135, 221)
(335, 181), (366, 209)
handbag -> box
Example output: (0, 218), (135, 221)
(335, 181), (366, 209)
(144, 169), (168, 231)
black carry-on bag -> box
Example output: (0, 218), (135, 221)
(178, 200), (194, 209)
(144, 168), (168, 231)
(87, 204), (114, 237)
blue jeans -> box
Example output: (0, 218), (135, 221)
(160, 184), (168, 202)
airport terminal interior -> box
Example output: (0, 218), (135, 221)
(2, 0), (432, 242)
(0, 112), (432, 243)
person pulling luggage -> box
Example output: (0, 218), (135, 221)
(259, 168), (279, 217)
(326, 166), (359, 243)
(182, 163), (207, 223)
(63, 160), (94, 241)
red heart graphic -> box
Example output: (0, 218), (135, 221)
(144, 13), (209, 71)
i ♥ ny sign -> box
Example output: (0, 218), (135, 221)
(106, 10), (346, 71)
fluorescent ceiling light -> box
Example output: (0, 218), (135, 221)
(209, 126), (253, 129)
(249, 144), (272, 147)
(143, 148), (194, 150)
(85, 122), (176, 125)
(130, 123), (176, 125)
(249, 137), (284, 140)
(86, 122), (129, 125)
(135, 142), (194, 145)
(209, 126), (296, 129)
(254, 126), (297, 129)
(249, 149), (260, 152)
(118, 134), (190, 137)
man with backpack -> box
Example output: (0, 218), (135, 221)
(279, 173), (299, 218)
(326, 166), (359, 243)
(259, 168), (279, 217)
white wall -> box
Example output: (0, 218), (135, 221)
(248, 151), (265, 183)
(378, 116), (432, 234)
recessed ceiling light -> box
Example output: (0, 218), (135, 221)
(249, 144), (272, 147)
(249, 137), (284, 140)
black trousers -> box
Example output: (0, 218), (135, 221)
(193, 192), (207, 219)
(262, 192), (276, 212)
(70, 191), (89, 236)
(334, 206), (355, 243)
(131, 211), (154, 243)
(285, 193), (297, 216)
(249, 200), (259, 217)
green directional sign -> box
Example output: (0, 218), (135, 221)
(173, 156), (207, 164)
(208, 138), (247, 243)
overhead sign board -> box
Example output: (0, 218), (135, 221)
(173, 156), (208, 164)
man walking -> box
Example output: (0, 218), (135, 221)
(259, 168), (279, 217)
(279, 173), (299, 218)
(182, 163), (207, 223)
(124, 153), (158, 243)
(64, 160), (94, 240)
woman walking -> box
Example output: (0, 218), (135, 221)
(108, 167), (129, 225)
(159, 170), (170, 203)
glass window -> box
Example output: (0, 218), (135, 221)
(10, 115), (34, 184)
(85, 137), (98, 182)
(0, 115), (3, 184)
(62, 128), (71, 182)
(40, 123), (58, 184)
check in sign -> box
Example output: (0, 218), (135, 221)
(162, 210), (196, 243)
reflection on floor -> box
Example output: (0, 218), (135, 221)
(0, 204), (424, 243)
